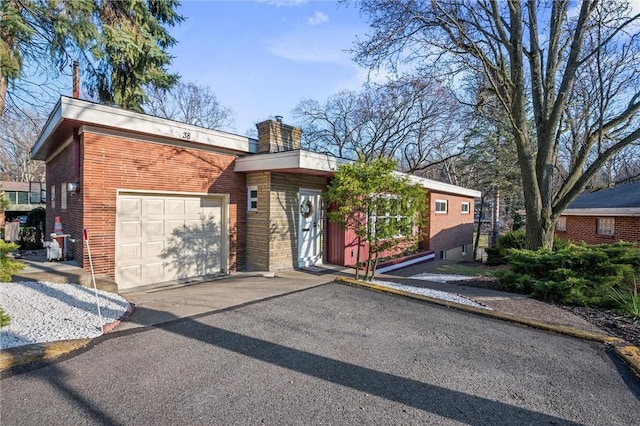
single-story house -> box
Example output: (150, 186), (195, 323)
(31, 96), (480, 291)
(555, 182), (640, 245)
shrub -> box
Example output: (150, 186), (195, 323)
(498, 242), (640, 309)
(0, 240), (25, 282)
(0, 306), (10, 327)
(18, 226), (39, 250)
(26, 207), (46, 248)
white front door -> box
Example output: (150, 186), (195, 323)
(298, 189), (322, 267)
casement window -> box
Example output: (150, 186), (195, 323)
(247, 186), (258, 212)
(597, 217), (615, 236)
(461, 202), (470, 214)
(61, 183), (67, 210)
(555, 216), (566, 232)
(435, 199), (448, 214)
(50, 185), (56, 210)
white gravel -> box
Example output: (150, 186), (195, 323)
(0, 281), (131, 350)
(372, 279), (490, 309)
(408, 273), (478, 283)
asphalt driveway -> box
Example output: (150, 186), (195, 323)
(1, 282), (639, 425)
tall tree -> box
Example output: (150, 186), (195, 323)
(0, 111), (45, 182)
(353, 0), (640, 250)
(325, 156), (427, 281)
(0, 0), (183, 115)
(144, 81), (235, 131)
(293, 78), (464, 171)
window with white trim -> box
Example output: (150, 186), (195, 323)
(247, 186), (258, 212)
(435, 199), (447, 214)
(461, 202), (470, 214)
(597, 217), (615, 236)
(369, 195), (416, 239)
(555, 216), (566, 232)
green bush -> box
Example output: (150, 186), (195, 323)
(18, 226), (39, 250)
(26, 207), (46, 248)
(0, 306), (10, 327)
(0, 240), (25, 282)
(498, 242), (640, 309)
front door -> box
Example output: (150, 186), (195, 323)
(298, 189), (322, 267)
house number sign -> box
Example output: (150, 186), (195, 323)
(300, 200), (313, 218)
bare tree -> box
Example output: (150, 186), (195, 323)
(353, 0), (640, 250)
(144, 82), (235, 131)
(293, 78), (465, 170)
(0, 112), (45, 182)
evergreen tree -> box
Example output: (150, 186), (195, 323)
(0, 0), (183, 114)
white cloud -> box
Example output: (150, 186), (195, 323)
(266, 32), (348, 64)
(308, 11), (329, 26)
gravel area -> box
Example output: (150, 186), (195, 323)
(372, 279), (490, 309)
(408, 272), (477, 283)
(0, 281), (131, 349)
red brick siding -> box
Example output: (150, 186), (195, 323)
(46, 143), (83, 261)
(427, 192), (475, 255)
(48, 130), (247, 279)
(556, 216), (640, 245)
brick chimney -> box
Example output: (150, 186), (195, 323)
(256, 116), (301, 153)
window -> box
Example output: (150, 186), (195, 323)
(61, 183), (67, 210)
(17, 191), (29, 204)
(597, 217), (615, 236)
(435, 199), (448, 214)
(369, 196), (416, 239)
(247, 186), (258, 211)
(461, 202), (470, 214)
(461, 244), (467, 256)
(440, 250), (446, 260)
(555, 217), (566, 232)
(50, 185), (56, 209)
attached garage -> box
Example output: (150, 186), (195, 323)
(115, 191), (228, 289)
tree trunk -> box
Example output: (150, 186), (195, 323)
(473, 194), (486, 261)
(491, 186), (500, 247)
(0, 74), (7, 115)
(525, 210), (555, 250)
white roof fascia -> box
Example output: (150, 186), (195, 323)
(33, 97), (252, 157)
(235, 150), (348, 173)
(396, 172), (482, 198)
(32, 98), (64, 158)
(562, 208), (640, 217)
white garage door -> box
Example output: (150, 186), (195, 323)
(116, 192), (226, 289)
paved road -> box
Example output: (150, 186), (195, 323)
(2, 283), (639, 425)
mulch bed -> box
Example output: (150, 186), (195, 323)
(457, 277), (640, 348)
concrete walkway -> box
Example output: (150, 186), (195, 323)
(2, 257), (639, 377)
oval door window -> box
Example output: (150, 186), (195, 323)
(300, 199), (313, 218)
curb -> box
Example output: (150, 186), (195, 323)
(336, 276), (640, 378)
(0, 301), (136, 373)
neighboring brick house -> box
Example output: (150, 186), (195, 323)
(555, 182), (640, 245)
(32, 96), (480, 291)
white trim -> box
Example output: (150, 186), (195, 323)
(236, 150), (481, 199)
(33, 97), (253, 160)
(562, 208), (640, 217)
(116, 188), (230, 198)
(375, 252), (435, 274)
(397, 172), (482, 198)
(435, 199), (448, 214)
(235, 150), (348, 174)
(461, 202), (470, 214)
(247, 185), (258, 212)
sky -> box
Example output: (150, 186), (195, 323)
(166, 0), (373, 136)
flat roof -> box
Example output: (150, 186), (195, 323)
(32, 97), (254, 161)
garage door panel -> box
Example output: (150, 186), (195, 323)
(116, 193), (225, 289)
(143, 198), (165, 216)
(144, 220), (164, 238)
(143, 241), (164, 258)
(119, 243), (141, 261)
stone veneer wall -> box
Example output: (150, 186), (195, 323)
(245, 171), (328, 271)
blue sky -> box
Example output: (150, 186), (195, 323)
(167, 0), (373, 135)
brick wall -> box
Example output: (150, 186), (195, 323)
(556, 215), (640, 245)
(47, 129), (247, 279)
(427, 191), (475, 259)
